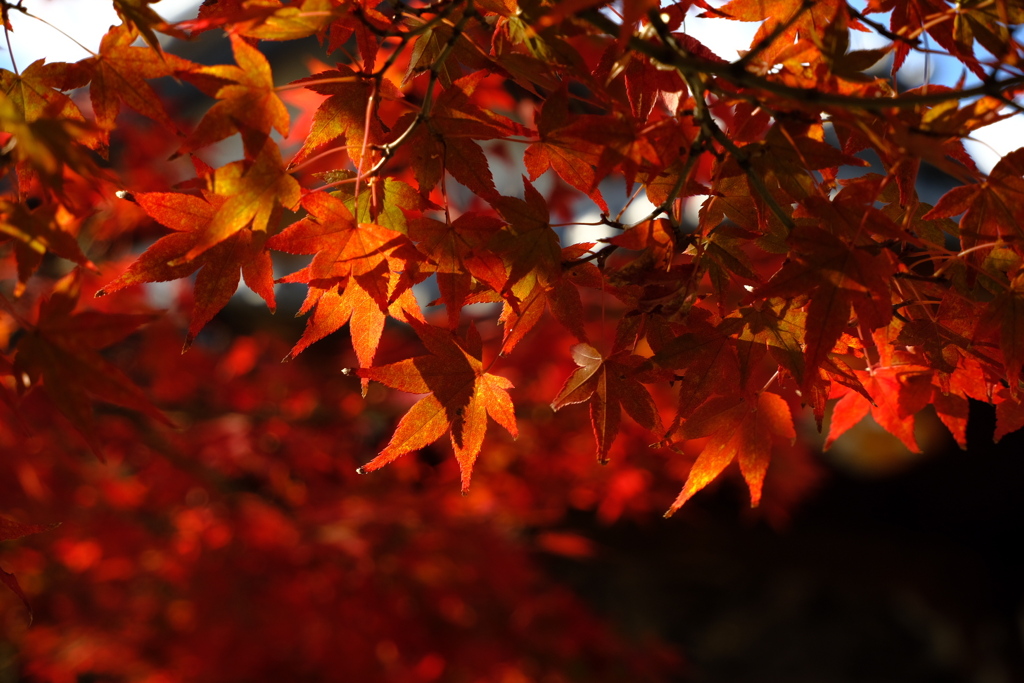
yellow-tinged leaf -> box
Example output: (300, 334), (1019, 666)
(240, 0), (335, 41)
(181, 140), (300, 263)
(179, 34), (290, 154)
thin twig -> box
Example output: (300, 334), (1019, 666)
(648, 10), (796, 232)
(580, 9), (1024, 112)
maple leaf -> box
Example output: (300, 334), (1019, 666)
(551, 343), (663, 463)
(865, 0), (996, 77)
(176, 0), (270, 34)
(80, 25), (194, 139)
(535, 0), (659, 43)
(408, 212), (507, 328)
(0, 89), (107, 190)
(752, 224), (893, 396)
(924, 148), (1024, 286)
(268, 190), (423, 369)
(269, 190), (407, 285)
(749, 124), (868, 202)
(179, 34), (290, 155)
(279, 270), (424, 373)
(403, 9), (496, 88)
(825, 367), (931, 454)
(524, 84), (611, 213)
(97, 189), (280, 349)
(976, 271), (1024, 393)
(709, 0), (846, 67)
(113, 0), (187, 52)
(666, 391), (796, 515)
(603, 219), (676, 270)
(721, 299), (807, 387)
(403, 71), (530, 200)
(232, 0), (336, 42)
(356, 319), (518, 493)
(0, 198), (96, 287)
(15, 270), (169, 454)
(0, 59), (100, 148)
(489, 180), (559, 289)
(825, 326), (938, 453)
(287, 64), (401, 170)
(182, 139), (301, 262)
(643, 312), (740, 414)
(488, 179), (590, 350)
(994, 387), (1024, 443)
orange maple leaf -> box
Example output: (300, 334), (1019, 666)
(81, 25), (193, 138)
(489, 179), (590, 350)
(0, 59), (99, 148)
(181, 139), (301, 263)
(402, 71), (530, 200)
(179, 34), (289, 155)
(356, 319), (518, 493)
(97, 188), (280, 349)
(524, 84), (610, 213)
(667, 391), (795, 514)
(268, 190), (423, 369)
(752, 224), (893, 396)
(924, 148), (1024, 287)
(112, 0), (186, 53)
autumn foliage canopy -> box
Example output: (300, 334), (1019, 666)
(2, 0), (1024, 679)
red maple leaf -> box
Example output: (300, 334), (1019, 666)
(551, 343), (663, 463)
(15, 270), (169, 453)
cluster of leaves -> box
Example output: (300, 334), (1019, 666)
(1, 299), (685, 681)
(2, 0), (1024, 677)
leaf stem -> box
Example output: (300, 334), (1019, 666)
(2, 7), (16, 75)
(16, 6), (97, 58)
